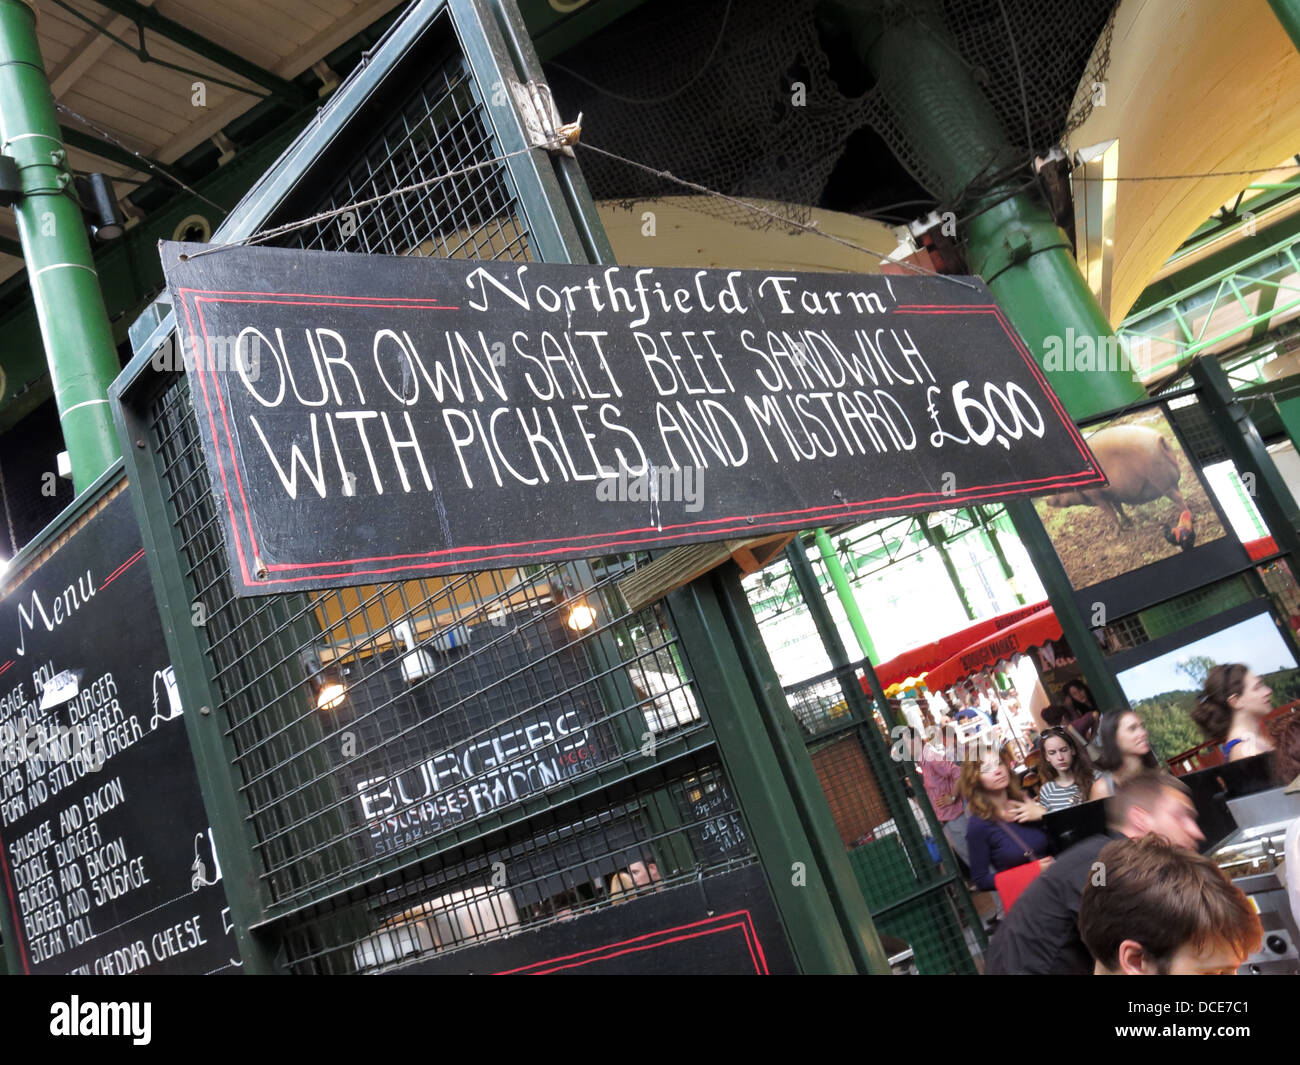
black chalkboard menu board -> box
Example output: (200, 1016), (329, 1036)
(0, 487), (240, 974)
(160, 242), (1103, 595)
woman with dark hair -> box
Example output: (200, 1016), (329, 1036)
(1035, 727), (1096, 812)
(957, 746), (1052, 892)
(1190, 663), (1275, 762)
(1089, 710), (1160, 799)
(1059, 680), (1100, 743)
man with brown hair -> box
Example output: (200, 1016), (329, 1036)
(984, 770), (1203, 975)
(1078, 835), (1261, 974)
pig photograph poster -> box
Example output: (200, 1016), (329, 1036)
(1032, 403), (1248, 619)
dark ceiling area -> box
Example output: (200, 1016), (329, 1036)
(543, 0), (1118, 227)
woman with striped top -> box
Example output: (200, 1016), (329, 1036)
(1035, 726), (1095, 813)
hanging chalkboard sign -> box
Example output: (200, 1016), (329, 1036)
(160, 242), (1103, 596)
(0, 488), (240, 974)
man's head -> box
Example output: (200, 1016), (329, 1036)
(1105, 770), (1204, 850)
(627, 860), (661, 887)
(1078, 836), (1261, 975)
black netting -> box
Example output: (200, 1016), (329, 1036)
(940, 0), (1116, 154)
(546, 0), (1117, 226)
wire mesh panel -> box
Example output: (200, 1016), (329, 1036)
(119, 2), (782, 972)
(808, 733), (889, 846)
(751, 588), (985, 973)
(279, 762), (752, 974)
(1166, 395), (1232, 466)
(784, 673), (857, 738)
(281, 33), (531, 264)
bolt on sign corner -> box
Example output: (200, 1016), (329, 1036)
(159, 241), (1103, 596)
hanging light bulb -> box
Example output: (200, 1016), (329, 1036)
(316, 679), (346, 711)
(566, 601), (596, 631)
(314, 663), (347, 710)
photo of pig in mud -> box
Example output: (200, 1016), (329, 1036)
(1032, 406), (1228, 591)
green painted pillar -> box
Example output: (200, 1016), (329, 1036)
(1194, 358), (1300, 559)
(1268, 0), (1300, 51)
(667, 566), (890, 973)
(1007, 497), (1129, 712)
(785, 536), (987, 959)
(973, 505), (1026, 605)
(812, 526), (880, 662)
(824, 0), (1141, 710)
(826, 0), (1147, 421)
(0, 0), (121, 490)
(962, 193), (1146, 420)
(917, 514), (976, 620)
(1276, 395), (1300, 465)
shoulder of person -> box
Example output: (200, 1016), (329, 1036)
(1049, 833), (1111, 880)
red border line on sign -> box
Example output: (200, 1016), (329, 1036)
(197, 297), (462, 311)
(495, 909), (768, 975)
(178, 289), (1105, 589)
(238, 479), (1105, 585)
(180, 287), (458, 307)
(99, 547), (145, 589)
(894, 304), (1095, 467)
(181, 293), (254, 586)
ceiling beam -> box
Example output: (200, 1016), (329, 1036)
(49, 0), (158, 97)
(147, 0), (409, 166)
(86, 0), (314, 105)
(60, 125), (151, 175)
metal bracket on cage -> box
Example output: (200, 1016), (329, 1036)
(695, 867), (714, 916)
(509, 80), (580, 157)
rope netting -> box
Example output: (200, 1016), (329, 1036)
(544, 0), (1117, 229)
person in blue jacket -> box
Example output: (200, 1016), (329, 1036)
(957, 745), (1052, 893)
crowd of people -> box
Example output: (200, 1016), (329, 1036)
(904, 663), (1300, 975)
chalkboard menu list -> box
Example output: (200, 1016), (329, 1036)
(0, 488), (240, 974)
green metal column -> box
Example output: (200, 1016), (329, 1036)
(964, 194), (1145, 419)
(826, 0), (1147, 419)
(785, 535), (987, 959)
(1268, 0), (1300, 51)
(974, 505), (1026, 605)
(0, 0), (121, 490)
(812, 526), (880, 662)
(917, 514), (977, 620)
(666, 567), (890, 974)
(1193, 357), (1300, 559)
(1275, 395), (1300, 470)
(1006, 497), (1129, 712)
(826, 0), (1140, 711)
